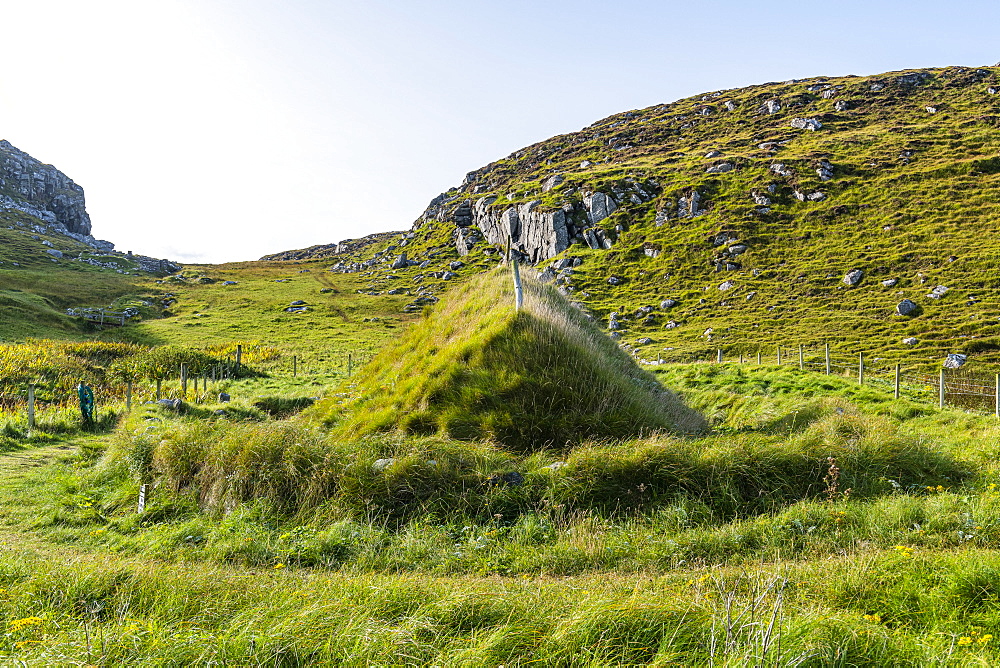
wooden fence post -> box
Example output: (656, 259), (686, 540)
(293, 355), (297, 378)
(235, 345), (243, 377)
(156, 379), (162, 400)
(348, 353), (353, 377)
(180, 363), (188, 398)
(798, 345), (804, 371)
(511, 255), (524, 311)
(777, 346), (782, 365)
(739, 352), (744, 364)
(126, 381), (133, 411)
(825, 343), (831, 375)
(27, 383), (35, 429)
(939, 369), (945, 409)
(894, 365), (900, 400)
(858, 352), (864, 385)
(717, 349), (723, 364)
(757, 351), (761, 365)
(995, 373), (999, 418)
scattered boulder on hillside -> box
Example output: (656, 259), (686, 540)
(319, 287), (332, 293)
(943, 353), (967, 369)
(290, 300), (307, 305)
(46, 248), (62, 258)
(678, 190), (705, 217)
(584, 192), (617, 224)
(926, 106), (938, 114)
(537, 266), (556, 283)
(902, 337), (918, 345)
(927, 285), (949, 299)
(706, 163), (734, 174)
(834, 100), (850, 111)
(881, 278), (898, 288)
(705, 150), (722, 158)
(541, 174), (564, 192)
(763, 99), (782, 114)
(770, 163), (794, 178)
(449, 261), (464, 270)
(790, 118), (822, 131)
(660, 299), (676, 309)
(487, 472), (524, 488)
(990, 86), (999, 95)
(391, 253), (409, 269)
(222, 280), (238, 285)
(607, 276), (621, 285)
(719, 280), (735, 291)
(896, 299), (918, 316)
(636, 337), (653, 345)
(843, 268), (864, 286)
(816, 160), (834, 181)
(582, 227), (613, 250)
(372, 458), (395, 472)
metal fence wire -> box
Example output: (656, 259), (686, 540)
(642, 344), (1000, 416)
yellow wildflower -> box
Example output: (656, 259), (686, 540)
(862, 613), (882, 623)
(958, 636), (973, 646)
(273, 563), (285, 570)
(8, 617), (43, 633)
(979, 634), (994, 644)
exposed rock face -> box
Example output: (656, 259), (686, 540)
(0, 140), (91, 235)
(471, 197), (569, 263)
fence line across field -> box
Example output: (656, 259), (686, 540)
(2, 348), (375, 419)
(686, 344), (1000, 416)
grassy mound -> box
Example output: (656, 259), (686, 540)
(310, 269), (705, 449)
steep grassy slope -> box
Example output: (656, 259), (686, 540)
(293, 65), (1000, 371)
(0, 211), (150, 340)
(311, 270), (705, 448)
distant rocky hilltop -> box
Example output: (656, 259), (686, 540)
(0, 140), (113, 247)
(0, 140), (180, 273)
(259, 231), (404, 262)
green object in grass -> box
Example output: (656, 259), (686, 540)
(77, 382), (94, 424)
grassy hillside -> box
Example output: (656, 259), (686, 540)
(0, 362), (994, 663)
(0, 212), (149, 340)
(289, 65), (1000, 373)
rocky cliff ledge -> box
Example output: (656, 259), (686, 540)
(0, 140), (94, 237)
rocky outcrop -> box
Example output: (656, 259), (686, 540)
(0, 140), (91, 235)
(472, 197), (569, 263)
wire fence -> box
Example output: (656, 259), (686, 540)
(641, 343), (1000, 416)
(0, 350), (376, 417)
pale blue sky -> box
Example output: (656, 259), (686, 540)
(1, 0), (998, 262)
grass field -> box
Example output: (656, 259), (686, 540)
(0, 357), (999, 664)
(7, 63), (1000, 664)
